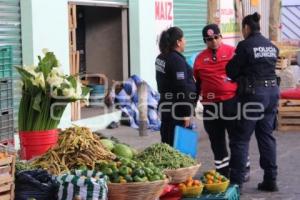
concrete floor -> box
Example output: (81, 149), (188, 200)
(96, 65), (300, 200)
(98, 118), (300, 200)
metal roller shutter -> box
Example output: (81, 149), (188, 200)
(72, 0), (128, 7)
(103, 0), (128, 4)
(0, 0), (22, 129)
(174, 0), (207, 59)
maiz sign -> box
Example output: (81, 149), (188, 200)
(155, 0), (174, 55)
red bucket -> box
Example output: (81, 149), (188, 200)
(19, 129), (58, 160)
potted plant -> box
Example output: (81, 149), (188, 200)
(16, 49), (90, 160)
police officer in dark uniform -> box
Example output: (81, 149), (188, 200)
(155, 26), (197, 146)
(226, 12), (279, 191)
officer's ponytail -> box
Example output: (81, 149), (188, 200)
(252, 12), (260, 23)
(242, 12), (261, 32)
(159, 27), (183, 54)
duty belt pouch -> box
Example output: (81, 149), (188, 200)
(276, 76), (281, 86)
(237, 77), (255, 96)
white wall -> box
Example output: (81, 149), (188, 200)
(129, 0), (157, 89)
(21, 0), (71, 128)
(22, 0), (70, 74)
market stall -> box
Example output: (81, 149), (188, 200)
(2, 50), (240, 200)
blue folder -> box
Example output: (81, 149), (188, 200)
(173, 126), (199, 158)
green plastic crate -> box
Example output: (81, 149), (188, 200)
(0, 79), (13, 110)
(0, 46), (13, 79)
(182, 185), (240, 200)
(0, 108), (14, 145)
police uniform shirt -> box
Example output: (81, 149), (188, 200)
(226, 32), (279, 81)
(155, 50), (197, 117)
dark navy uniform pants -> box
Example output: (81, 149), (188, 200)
(229, 85), (279, 185)
(203, 97), (250, 178)
(160, 112), (184, 146)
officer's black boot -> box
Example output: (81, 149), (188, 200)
(257, 180), (279, 192)
(230, 168), (244, 194)
(216, 166), (230, 179)
(238, 184), (243, 195)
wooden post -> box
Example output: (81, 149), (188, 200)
(207, 0), (219, 24)
(69, 3), (81, 121)
(234, 0), (243, 40)
(269, 0), (281, 41)
(138, 82), (148, 136)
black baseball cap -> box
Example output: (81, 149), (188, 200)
(202, 24), (221, 38)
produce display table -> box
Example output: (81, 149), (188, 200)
(277, 88), (300, 131)
(181, 185), (240, 200)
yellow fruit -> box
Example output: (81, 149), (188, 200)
(179, 184), (187, 193)
(120, 179), (127, 183)
(186, 181), (193, 187)
(207, 174), (214, 180)
(193, 180), (201, 186)
(207, 170), (216, 175)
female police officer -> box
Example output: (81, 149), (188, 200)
(226, 12), (279, 191)
(155, 27), (197, 146)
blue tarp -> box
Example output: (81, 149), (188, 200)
(111, 75), (161, 131)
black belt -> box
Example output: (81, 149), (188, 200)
(254, 79), (277, 87)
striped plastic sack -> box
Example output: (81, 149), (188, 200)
(56, 170), (108, 200)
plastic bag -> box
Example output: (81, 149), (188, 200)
(15, 169), (59, 200)
(56, 170), (108, 200)
(276, 66), (297, 89)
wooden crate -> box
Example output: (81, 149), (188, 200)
(272, 40), (300, 64)
(276, 57), (290, 70)
(277, 99), (300, 131)
(0, 147), (16, 200)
